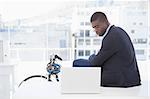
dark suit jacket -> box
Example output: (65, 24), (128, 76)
(89, 25), (141, 87)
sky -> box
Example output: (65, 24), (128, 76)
(0, 0), (148, 21)
(0, 0), (67, 21)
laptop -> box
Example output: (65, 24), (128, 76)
(61, 67), (101, 94)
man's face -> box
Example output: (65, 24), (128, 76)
(91, 19), (106, 36)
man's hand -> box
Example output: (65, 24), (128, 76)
(88, 54), (96, 61)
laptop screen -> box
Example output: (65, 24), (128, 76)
(61, 67), (101, 93)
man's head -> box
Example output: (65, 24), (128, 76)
(90, 12), (109, 36)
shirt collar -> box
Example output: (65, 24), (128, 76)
(102, 24), (112, 38)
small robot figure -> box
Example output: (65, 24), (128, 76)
(46, 54), (62, 82)
(18, 54), (62, 87)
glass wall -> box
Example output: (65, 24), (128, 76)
(0, 0), (149, 62)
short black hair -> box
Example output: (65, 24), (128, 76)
(90, 12), (108, 23)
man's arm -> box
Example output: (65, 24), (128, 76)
(89, 33), (119, 66)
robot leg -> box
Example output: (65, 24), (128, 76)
(55, 74), (59, 82)
(48, 74), (52, 81)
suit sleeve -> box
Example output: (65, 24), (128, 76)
(89, 33), (119, 66)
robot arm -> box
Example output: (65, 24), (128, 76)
(54, 55), (62, 61)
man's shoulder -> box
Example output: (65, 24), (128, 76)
(109, 25), (123, 32)
(105, 25), (125, 42)
(108, 25), (127, 37)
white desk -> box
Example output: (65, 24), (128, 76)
(0, 64), (15, 99)
(13, 78), (149, 99)
(12, 61), (149, 99)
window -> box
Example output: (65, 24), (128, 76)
(78, 39), (84, 45)
(85, 39), (90, 45)
(85, 22), (90, 26)
(80, 22), (84, 26)
(133, 38), (147, 44)
(80, 30), (84, 37)
(60, 40), (66, 48)
(85, 50), (90, 56)
(131, 30), (135, 34)
(85, 30), (90, 37)
(78, 50), (84, 56)
(93, 39), (100, 45)
(133, 22), (136, 25)
(135, 50), (144, 55)
(139, 22), (143, 26)
(93, 50), (97, 54)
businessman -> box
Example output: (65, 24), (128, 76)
(73, 12), (141, 87)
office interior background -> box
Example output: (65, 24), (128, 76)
(0, 0), (149, 99)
